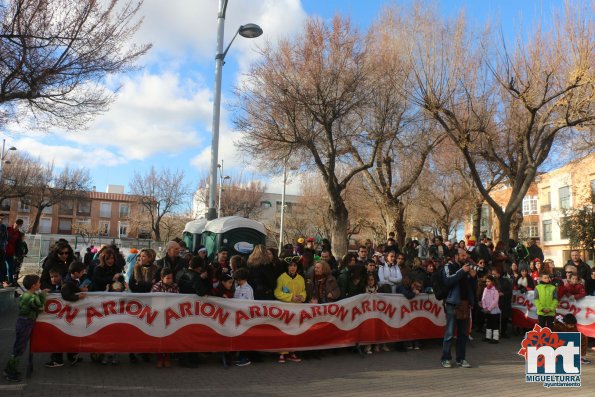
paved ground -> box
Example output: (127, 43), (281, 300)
(0, 295), (593, 397)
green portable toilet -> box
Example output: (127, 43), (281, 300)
(201, 216), (267, 261)
(183, 218), (208, 253)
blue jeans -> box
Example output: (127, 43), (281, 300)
(441, 303), (469, 362)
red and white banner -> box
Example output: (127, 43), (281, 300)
(31, 293), (446, 352)
(511, 291), (595, 337)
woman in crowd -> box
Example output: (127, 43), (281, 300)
(247, 244), (276, 300)
(92, 247), (124, 292)
(307, 261), (340, 303)
(129, 248), (159, 293)
(40, 241), (75, 290)
(128, 248), (158, 363)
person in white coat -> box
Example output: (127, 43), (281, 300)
(378, 251), (403, 293)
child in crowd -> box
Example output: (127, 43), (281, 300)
(229, 255), (244, 273)
(60, 261), (87, 366)
(534, 273), (558, 329)
(517, 266), (535, 293)
(559, 274), (586, 300)
(274, 259), (305, 363)
(365, 273), (378, 294)
(363, 274), (378, 354)
(211, 273), (235, 298)
(230, 268), (253, 367)
(3, 275), (46, 381)
(151, 268), (179, 368)
(233, 268), (254, 301)
(44, 270), (65, 368)
(481, 275), (501, 344)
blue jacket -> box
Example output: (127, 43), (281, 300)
(442, 261), (477, 305)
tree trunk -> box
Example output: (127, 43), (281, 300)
(510, 209), (523, 242)
(473, 202), (482, 241)
(385, 201), (407, 248)
(153, 224), (161, 242)
(30, 207), (44, 235)
(329, 200), (349, 258)
(497, 212), (512, 245)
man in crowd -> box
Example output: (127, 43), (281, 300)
(566, 250), (591, 282)
(527, 238), (544, 262)
(156, 241), (184, 275)
(441, 248), (478, 369)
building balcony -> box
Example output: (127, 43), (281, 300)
(540, 204), (551, 212)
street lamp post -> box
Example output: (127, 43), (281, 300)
(278, 159), (297, 254)
(217, 160), (231, 218)
(0, 139), (17, 182)
(278, 161), (289, 255)
(207, 0), (263, 220)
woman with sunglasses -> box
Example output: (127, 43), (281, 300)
(40, 241), (74, 290)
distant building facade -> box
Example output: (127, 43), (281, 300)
(0, 185), (149, 239)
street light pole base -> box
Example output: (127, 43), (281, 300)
(207, 207), (218, 221)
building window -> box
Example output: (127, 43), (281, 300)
(18, 199), (30, 212)
(0, 198), (11, 211)
(559, 186), (571, 210)
(42, 204), (52, 214)
(542, 220), (552, 242)
(520, 222), (539, 239)
(119, 203), (130, 218)
(39, 218), (52, 234)
(78, 200), (91, 215)
(59, 200), (74, 215)
(58, 218), (72, 234)
(119, 222), (129, 237)
(522, 196), (538, 215)
(100, 202), (112, 218)
(98, 221), (110, 236)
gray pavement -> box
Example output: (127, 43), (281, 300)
(0, 296), (593, 397)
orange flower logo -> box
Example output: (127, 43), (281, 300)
(518, 324), (565, 368)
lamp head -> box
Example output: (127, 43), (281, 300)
(238, 23), (263, 39)
(8, 147), (16, 151)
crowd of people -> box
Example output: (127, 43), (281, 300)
(2, 233), (594, 381)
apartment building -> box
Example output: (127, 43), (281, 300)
(0, 185), (149, 239)
(538, 153), (595, 266)
(463, 153), (595, 267)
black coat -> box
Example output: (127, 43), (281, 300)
(92, 264), (124, 292)
(248, 264), (276, 300)
(176, 268), (210, 296)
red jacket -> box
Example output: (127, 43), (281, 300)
(559, 282), (586, 300)
(5, 226), (20, 257)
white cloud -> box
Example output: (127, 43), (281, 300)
(61, 72), (207, 160)
(136, 0), (307, 67)
(11, 137), (122, 167)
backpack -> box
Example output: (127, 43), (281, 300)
(432, 266), (449, 301)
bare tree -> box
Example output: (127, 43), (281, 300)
(129, 167), (189, 241)
(194, 175), (266, 219)
(28, 164), (91, 234)
(402, 2), (594, 243)
(235, 16), (382, 256)
(160, 212), (193, 243)
(0, 0), (151, 129)
(0, 152), (44, 203)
